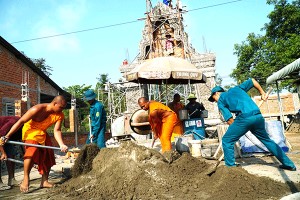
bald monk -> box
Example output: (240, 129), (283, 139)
(0, 95), (69, 192)
(138, 97), (182, 153)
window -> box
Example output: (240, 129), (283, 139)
(5, 102), (15, 116)
(2, 98), (15, 116)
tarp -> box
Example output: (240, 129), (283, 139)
(239, 120), (289, 153)
(266, 58), (300, 85)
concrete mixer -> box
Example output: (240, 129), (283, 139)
(108, 109), (152, 145)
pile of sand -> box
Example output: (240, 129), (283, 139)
(71, 144), (99, 178)
(45, 141), (297, 200)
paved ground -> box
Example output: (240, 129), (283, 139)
(240, 131), (300, 184)
(0, 151), (76, 199)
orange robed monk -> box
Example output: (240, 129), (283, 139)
(1, 95), (68, 193)
(138, 97), (182, 153)
(167, 93), (184, 137)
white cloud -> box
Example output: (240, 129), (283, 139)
(31, 0), (88, 52)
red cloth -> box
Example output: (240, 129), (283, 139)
(0, 116), (22, 141)
(23, 133), (56, 175)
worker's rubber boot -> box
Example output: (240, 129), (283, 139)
(279, 165), (297, 171)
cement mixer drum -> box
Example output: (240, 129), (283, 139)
(130, 109), (151, 135)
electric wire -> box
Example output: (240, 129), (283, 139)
(11, 20), (139, 44)
(11, 0), (246, 44)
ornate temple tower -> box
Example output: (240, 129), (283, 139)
(119, 1), (219, 119)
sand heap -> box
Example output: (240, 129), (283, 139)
(71, 144), (100, 178)
(45, 141), (295, 200)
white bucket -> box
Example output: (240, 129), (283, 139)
(201, 143), (219, 157)
(188, 140), (202, 157)
(178, 109), (188, 120)
(175, 134), (193, 153)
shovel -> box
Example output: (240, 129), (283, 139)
(205, 87), (273, 176)
(205, 153), (224, 176)
(6, 140), (81, 153)
(88, 115), (93, 143)
(6, 157), (24, 165)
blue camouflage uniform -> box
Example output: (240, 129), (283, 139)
(86, 100), (107, 148)
(217, 79), (295, 168)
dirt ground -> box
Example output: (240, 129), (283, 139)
(1, 132), (300, 200)
(47, 139), (300, 200)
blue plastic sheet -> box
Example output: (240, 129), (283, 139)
(239, 120), (289, 153)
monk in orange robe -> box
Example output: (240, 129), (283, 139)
(138, 97), (182, 153)
(167, 93), (184, 139)
(1, 95), (68, 193)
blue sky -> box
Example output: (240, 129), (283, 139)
(0, 0), (275, 88)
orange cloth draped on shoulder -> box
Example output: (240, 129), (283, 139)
(22, 113), (64, 144)
(22, 113), (64, 175)
(148, 101), (182, 152)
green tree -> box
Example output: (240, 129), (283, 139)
(31, 58), (53, 76)
(20, 52), (53, 77)
(231, 0), (300, 92)
(63, 84), (92, 132)
(63, 84), (92, 99)
(95, 74), (109, 104)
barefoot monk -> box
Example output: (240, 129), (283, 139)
(0, 95), (69, 192)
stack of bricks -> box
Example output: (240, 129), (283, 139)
(254, 93), (300, 117)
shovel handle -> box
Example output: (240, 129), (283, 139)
(218, 153), (224, 162)
(6, 158), (24, 164)
(6, 140), (80, 153)
(6, 140), (60, 150)
(257, 87), (273, 108)
(7, 140), (61, 150)
(88, 116), (93, 143)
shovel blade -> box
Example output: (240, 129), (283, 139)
(69, 149), (81, 153)
(205, 161), (221, 176)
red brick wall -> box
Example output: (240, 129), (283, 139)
(0, 46), (37, 110)
(50, 133), (88, 147)
(0, 41), (60, 115)
(49, 132), (112, 147)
